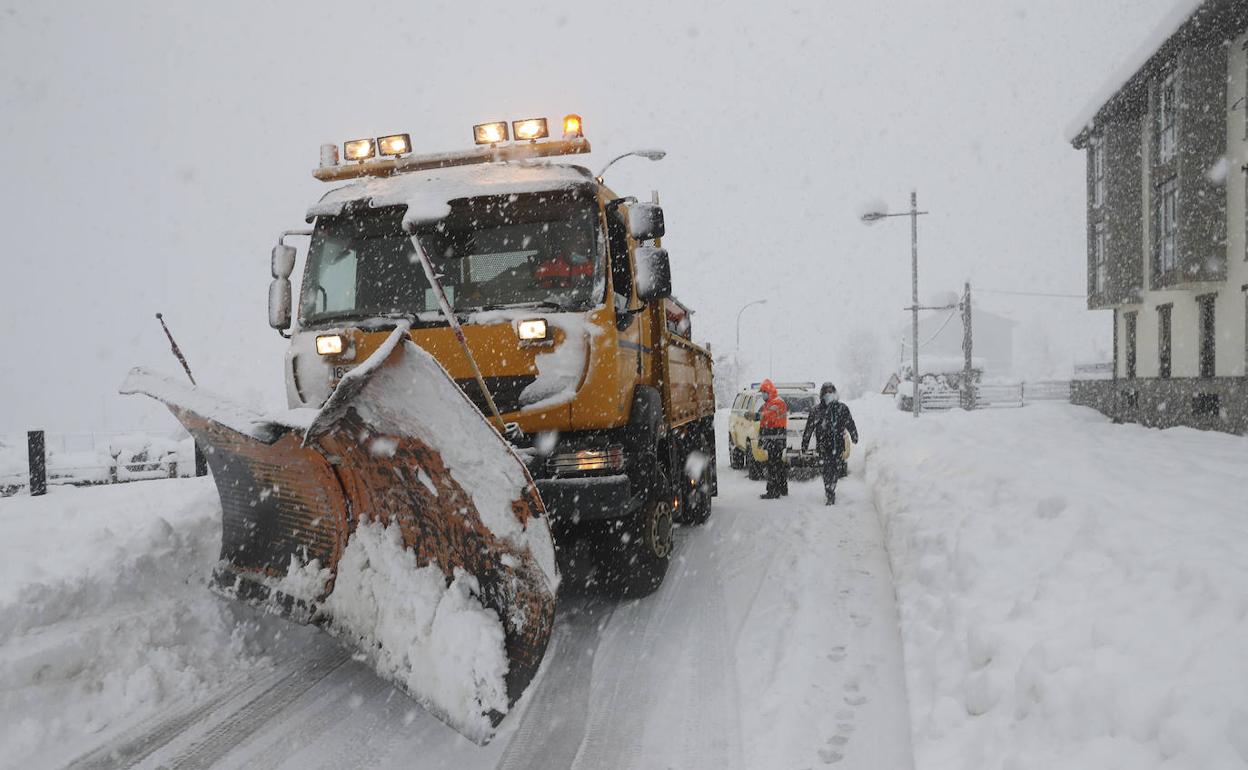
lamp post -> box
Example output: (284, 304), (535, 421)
(862, 191), (929, 417)
(735, 299), (767, 387)
(596, 149), (666, 181)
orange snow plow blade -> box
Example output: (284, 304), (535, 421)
(120, 324), (557, 743)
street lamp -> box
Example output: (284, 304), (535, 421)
(735, 299), (767, 387)
(861, 191), (929, 417)
(596, 149), (666, 180)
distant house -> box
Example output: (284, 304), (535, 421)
(1069, 0), (1248, 433)
(895, 294), (1016, 375)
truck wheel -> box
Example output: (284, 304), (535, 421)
(729, 446), (744, 470)
(677, 436), (713, 526)
(595, 473), (673, 599)
(746, 445), (763, 480)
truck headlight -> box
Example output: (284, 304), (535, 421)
(549, 446), (625, 473)
(517, 319), (549, 341)
(316, 334), (345, 356)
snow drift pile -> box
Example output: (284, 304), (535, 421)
(861, 398), (1248, 769)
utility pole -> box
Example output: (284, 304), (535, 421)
(961, 281), (974, 410)
(909, 191), (920, 418)
(861, 192), (930, 416)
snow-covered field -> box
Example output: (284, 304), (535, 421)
(860, 396), (1248, 770)
(3, 399), (1244, 769)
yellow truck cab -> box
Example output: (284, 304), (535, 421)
(265, 116), (716, 597)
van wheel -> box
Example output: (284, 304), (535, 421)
(729, 445), (743, 469)
(595, 472), (673, 599)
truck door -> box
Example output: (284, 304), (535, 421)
(606, 201), (644, 379)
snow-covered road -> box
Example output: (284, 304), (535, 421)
(2, 417), (914, 770)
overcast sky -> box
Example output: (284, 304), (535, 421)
(0, 0), (1180, 435)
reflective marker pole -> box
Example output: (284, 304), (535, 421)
(28, 430), (46, 496)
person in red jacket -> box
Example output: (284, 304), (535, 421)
(757, 379), (789, 499)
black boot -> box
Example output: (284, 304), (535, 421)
(825, 491), (835, 505)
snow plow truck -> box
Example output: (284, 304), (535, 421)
(120, 115), (716, 742)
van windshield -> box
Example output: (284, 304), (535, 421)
(300, 190), (604, 325)
(782, 395), (816, 414)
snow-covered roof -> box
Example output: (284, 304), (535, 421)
(306, 161), (596, 229)
(1067, 0), (1242, 145)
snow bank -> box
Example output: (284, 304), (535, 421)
(322, 517), (509, 743)
(0, 479), (274, 768)
(861, 397), (1248, 769)
(307, 161), (593, 229)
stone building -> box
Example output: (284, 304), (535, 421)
(1069, 0), (1248, 433)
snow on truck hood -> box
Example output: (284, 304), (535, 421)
(306, 162), (595, 228)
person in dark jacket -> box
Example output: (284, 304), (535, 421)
(757, 379), (789, 499)
(801, 382), (859, 505)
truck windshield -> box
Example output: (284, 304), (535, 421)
(300, 190), (603, 324)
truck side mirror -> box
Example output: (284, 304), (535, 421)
(269, 278), (292, 330)
(635, 246), (672, 302)
(272, 244), (297, 278)
(628, 203), (665, 242)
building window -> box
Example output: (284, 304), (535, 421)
(1192, 393), (1221, 417)
(1158, 70), (1177, 162)
(1156, 178), (1178, 275)
(1158, 304), (1172, 379)
(1197, 294), (1216, 378)
(1124, 310), (1137, 379)
(1093, 222), (1107, 295)
(1092, 136), (1106, 208)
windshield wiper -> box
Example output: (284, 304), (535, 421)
(473, 301), (569, 312)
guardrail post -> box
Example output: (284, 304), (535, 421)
(28, 430), (46, 496)
(194, 442), (208, 477)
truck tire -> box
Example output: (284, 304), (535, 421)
(729, 445), (744, 470)
(595, 470), (673, 598)
(676, 424), (713, 526)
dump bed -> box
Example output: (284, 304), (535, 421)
(661, 298), (715, 429)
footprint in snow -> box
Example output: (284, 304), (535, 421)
(818, 747), (844, 764)
(827, 645), (847, 661)
(850, 613), (871, 627)
(844, 693), (868, 706)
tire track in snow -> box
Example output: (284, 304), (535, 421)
(67, 646), (350, 770)
(494, 598), (613, 770)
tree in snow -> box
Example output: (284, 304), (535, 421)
(837, 326), (887, 399)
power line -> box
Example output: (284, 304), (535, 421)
(901, 291), (966, 350)
(976, 288), (1087, 299)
